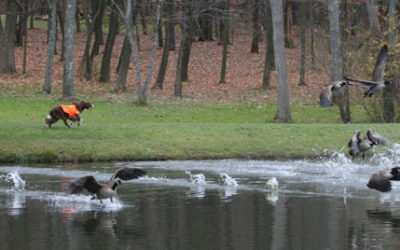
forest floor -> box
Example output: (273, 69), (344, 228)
(0, 23), (337, 106)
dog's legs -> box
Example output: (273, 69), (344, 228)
(63, 119), (71, 128)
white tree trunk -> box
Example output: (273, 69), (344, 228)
(269, 0), (291, 123)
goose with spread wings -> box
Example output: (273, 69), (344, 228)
(345, 45), (394, 97)
(367, 166), (400, 192)
(348, 129), (386, 159)
(66, 168), (147, 203)
(319, 81), (356, 107)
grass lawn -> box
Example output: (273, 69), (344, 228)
(0, 96), (398, 163)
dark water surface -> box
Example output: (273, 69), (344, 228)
(1, 156), (400, 250)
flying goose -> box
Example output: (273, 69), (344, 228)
(319, 80), (355, 107)
(367, 166), (400, 192)
(345, 45), (394, 97)
(348, 129), (386, 159)
(66, 168), (147, 203)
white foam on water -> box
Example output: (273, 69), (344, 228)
(220, 173), (238, 187)
(186, 171), (207, 185)
(266, 177), (279, 191)
(3, 170), (26, 191)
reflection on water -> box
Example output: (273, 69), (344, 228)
(2, 147), (400, 249)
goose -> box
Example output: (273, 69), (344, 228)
(66, 168), (147, 203)
(345, 45), (394, 97)
(367, 166), (400, 192)
(348, 129), (386, 159)
(319, 80), (355, 107)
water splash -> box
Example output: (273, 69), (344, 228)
(266, 177), (279, 205)
(266, 177), (279, 191)
(186, 171), (206, 185)
(220, 174), (238, 187)
(4, 170), (26, 191)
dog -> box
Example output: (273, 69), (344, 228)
(45, 101), (94, 128)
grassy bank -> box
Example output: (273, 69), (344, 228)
(0, 97), (398, 163)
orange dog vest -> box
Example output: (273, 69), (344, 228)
(61, 105), (81, 119)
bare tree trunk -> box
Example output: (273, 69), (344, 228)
(388, 0), (397, 42)
(153, 2), (171, 90)
(57, 1), (65, 61)
(78, 0), (98, 80)
(99, 0), (120, 83)
(284, 1), (294, 48)
(75, 4), (81, 32)
(137, 0), (147, 35)
(298, 2), (307, 86)
(270, 0), (291, 122)
(219, 0), (229, 84)
(167, 0), (176, 51)
(250, 0), (260, 53)
(0, 0), (17, 73)
(90, 0), (105, 57)
(124, 0), (162, 102)
(262, 0), (274, 89)
(114, 36), (130, 92)
(329, 0), (350, 123)
(157, 20), (163, 48)
(310, 4), (315, 70)
(63, 0), (77, 99)
(365, 0), (381, 37)
(175, 0), (193, 96)
(43, 0), (57, 93)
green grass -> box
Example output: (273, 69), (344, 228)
(0, 96), (398, 163)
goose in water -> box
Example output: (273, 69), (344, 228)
(345, 45), (394, 97)
(319, 81), (355, 107)
(348, 129), (386, 159)
(367, 166), (400, 192)
(66, 168), (147, 203)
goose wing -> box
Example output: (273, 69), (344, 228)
(66, 175), (102, 194)
(109, 168), (147, 182)
(367, 168), (393, 192)
(366, 129), (386, 145)
(343, 77), (378, 87)
(319, 84), (334, 107)
(348, 131), (361, 156)
(373, 45), (388, 82)
(348, 131), (361, 148)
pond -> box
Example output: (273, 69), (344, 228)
(1, 149), (400, 250)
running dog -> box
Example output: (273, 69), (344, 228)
(45, 101), (94, 128)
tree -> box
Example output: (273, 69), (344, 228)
(153, 0), (174, 90)
(63, 0), (77, 99)
(90, 0), (105, 57)
(298, 2), (307, 86)
(328, 0), (350, 123)
(218, 0), (229, 84)
(124, 0), (162, 103)
(175, 0), (194, 96)
(43, 0), (57, 94)
(114, 36), (131, 92)
(0, 0), (18, 74)
(99, 0), (121, 83)
(365, 0), (381, 37)
(261, 0), (274, 90)
(250, 0), (260, 53)
(270, 0), (291, 122)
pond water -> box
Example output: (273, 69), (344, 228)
(1, 147), (400, 250)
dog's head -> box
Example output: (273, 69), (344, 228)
(73, 101), (94, 112)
